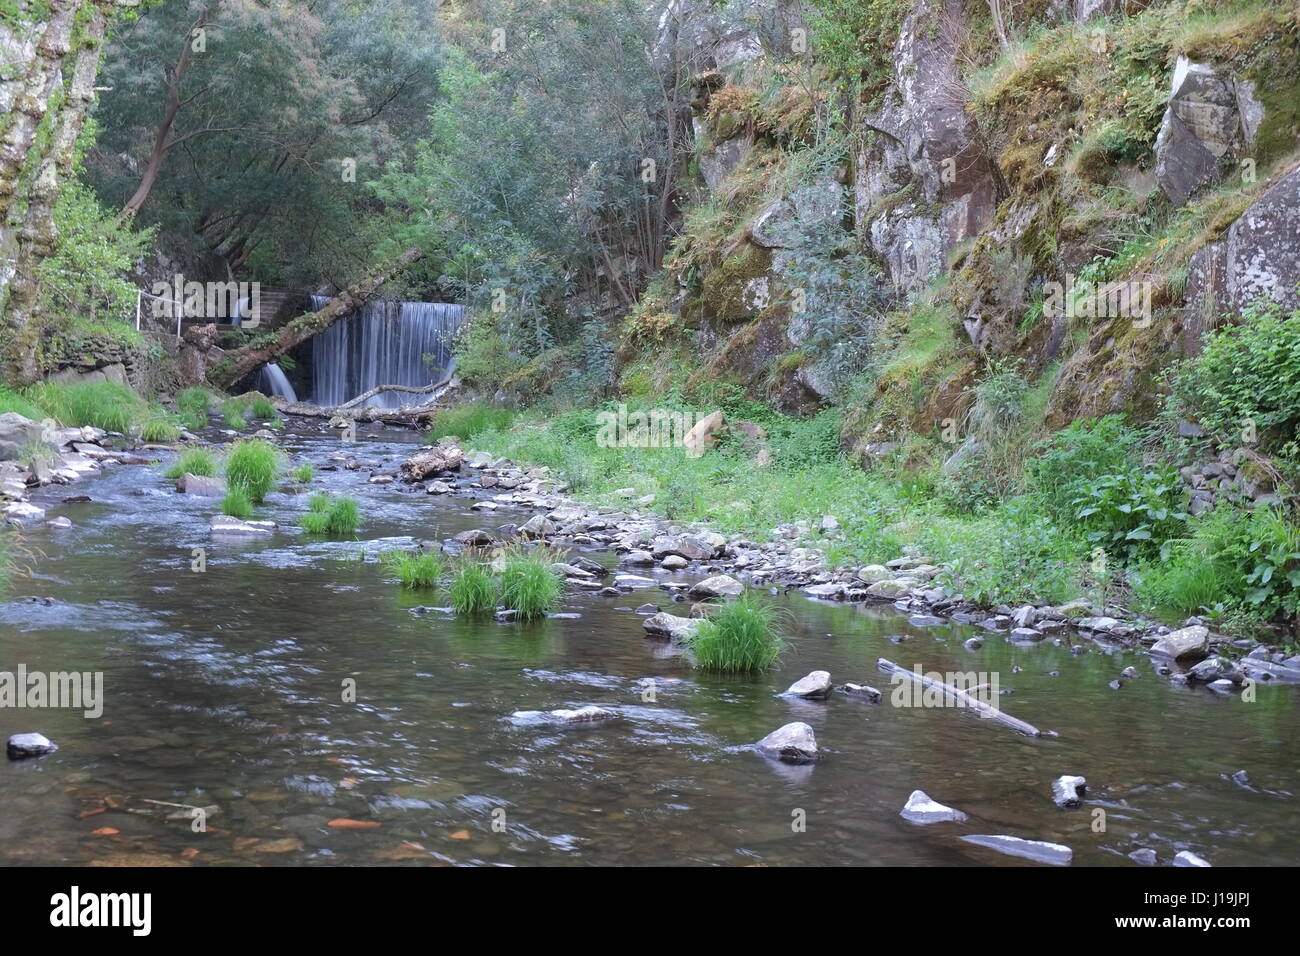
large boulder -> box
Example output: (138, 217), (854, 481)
(754, 721), (818, 763)
(0, 412), (50, 462)
(1154, 57), (1263, 206)
(1150, 625), (1210, 662)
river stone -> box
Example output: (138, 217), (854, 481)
(1129, 848), (1158, 866)
(900, 789), (967, 824)
(754, 722), (818, 764)
(803, 582), (845, 599)
(614, 573), (657, 589)
(782, 670), (832, 700)
(866, 579), (910, 599)
(47, 516), (71, 528)
(857, 564), (891, 583)
(7, 732), (58, 760)
(1173, 850), (1211, 867)
(426, 480), (452, 494)
(1052, 775), (1087, 808)
(643, 612), (699, 642)
(961, 834), (1073, 866)
(1150, 625), (1209, 661)
(661, 555), (688, 570)
(4, 502), (45, 522)
(840, 682), (882, 702)
(0, 413), (51, 462)
(175, 473), (224, 496)
(453, 529), (493, 546)
(1187, 656), (1230, 682)
(909, 614), (946, 627)
(688, 574), (743, 598)
(622, 550), (654, 566)
(511, 706), (619, 726)
(518, 514), (556, 537)
(210, 517), (274, 535)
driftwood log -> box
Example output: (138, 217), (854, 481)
(876, 657), (1051, 737)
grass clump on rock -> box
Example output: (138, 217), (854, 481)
(300, 492), (360, 536)
(247, 394), (278, 421)
(381, 548), (446, 589)
(163, 447), (220, 479)
(688, 594), (785, 674)
(225, 439), (282, 503)
(498, 546), (562, 620)
(449, 559), (497, 615)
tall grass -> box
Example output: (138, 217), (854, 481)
(299, 493), (361, 536)
(688, 594), (785, 673)
(224, 438), (281, 502)
(449, 559), (497, 614)
(163, 447), (220, 479)
(176, 387), (213, 430)
(247, 394), (278, 421)
(221, 398), (248, 429)
(0, 387), (49, 421)
(292, 463), (314, 483)
(26, 381), (144, 433)
(139, 406), (180, 442)
(426, 402), (515, 443)
(381, 548), (446, 589)
(498, 546), (562, 620)
(221, 487), (253, 519)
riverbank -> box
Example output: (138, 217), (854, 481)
(376, 399), (1300, 687)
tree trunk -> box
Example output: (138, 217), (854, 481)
(1, 0), (120, 384)
(206, 245), (425, 389)
(120, 10), (206, 219)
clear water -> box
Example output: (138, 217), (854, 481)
(1, 422), (1296, 866)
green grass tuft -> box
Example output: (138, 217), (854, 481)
(381, 548), (446, 589)
(688, 594), (785, 673)
(247, 394), (278, 421)
(498, 546), (562, 620)
(163, 447), (219, 479)
(25, 381), (145, 433)
(221, 398), (248, 429)
(175, 387), (213, 430)
(449, 559), (497, 614)
(224, 439), (282, 503)
(292, 463), (314, 483)
(299, 493), (361, 536)
(221, 487), (253, 519)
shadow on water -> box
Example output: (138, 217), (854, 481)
(1, 420), (1297, 866)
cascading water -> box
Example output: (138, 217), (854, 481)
(310, 296), (465, 408)
(256, 362), (298, 403)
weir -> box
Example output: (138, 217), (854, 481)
(309, 296), (465, 408)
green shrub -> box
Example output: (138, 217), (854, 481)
(688, 594), (785, 673)
(26, 381), (144, 433)
(1026, 415), (1146, 525)
(224, 439), (282, 502)
(1069, 466), (1189, 563)
(176, 387), (213, 430)
(293, 463), (314, 483)
(1168, 300), (1300, 464)
(381, 548), (446, 589)
(498, 547), (562, 620)
(449, 559), (497, 614)
(163, 447), (219, 479)
(299, 493), (361, 536)
(221, 487), (253, 519)
(426, 402), (515, 443)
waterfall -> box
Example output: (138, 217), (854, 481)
(310, 296), (465, 408)
(256, 362), (298, 403)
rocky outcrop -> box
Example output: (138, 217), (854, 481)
(854, 0), (998, 299)
(0, 412), (52, 461)
(1154, 57), (1263, 207)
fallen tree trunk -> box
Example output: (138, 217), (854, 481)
(876, 658), (1051, 737)
(206, 245), (424, 389)
(337, 364), (456, 410)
